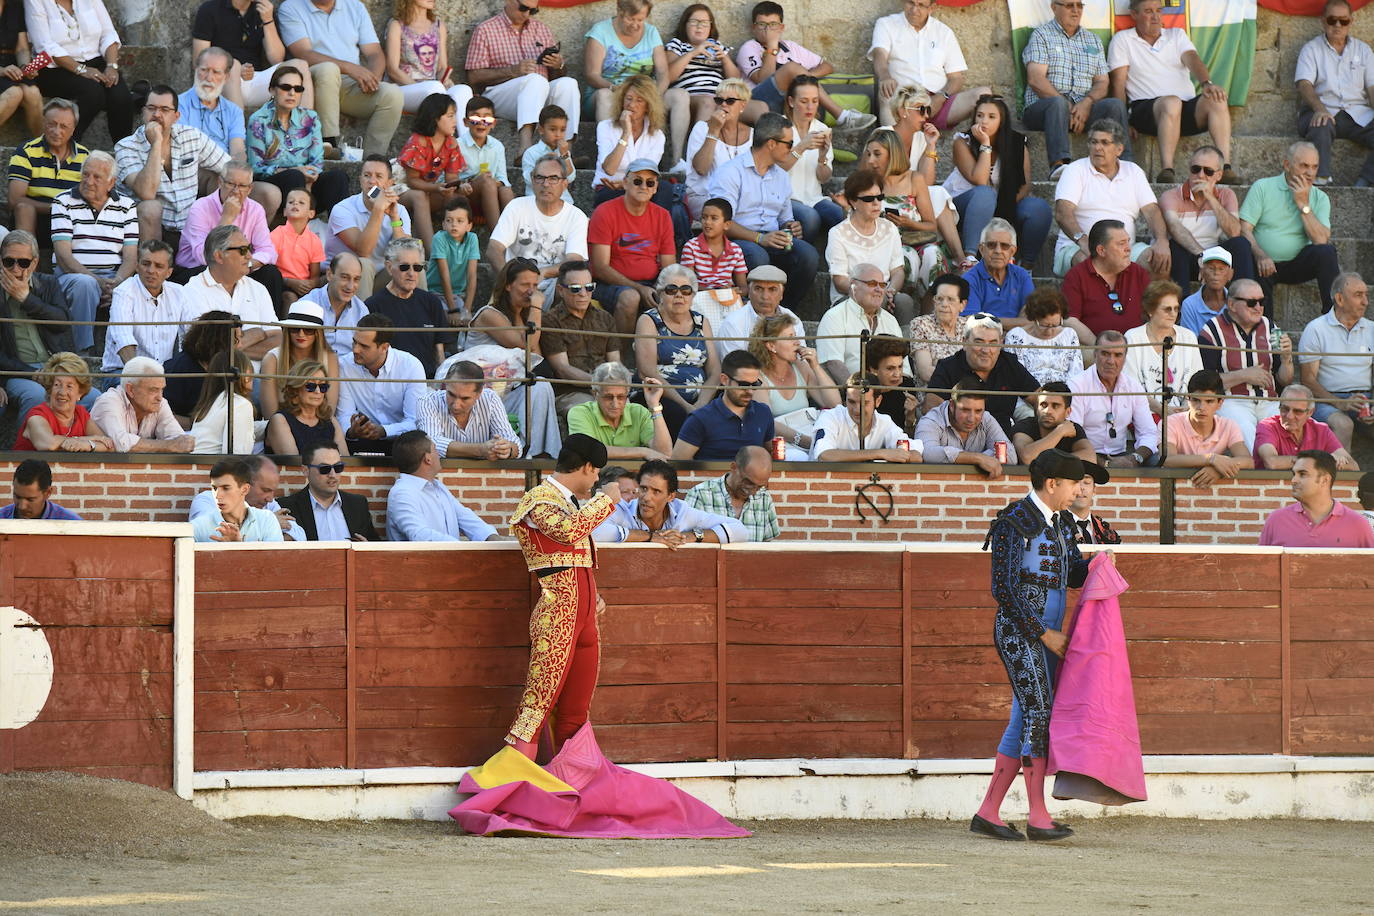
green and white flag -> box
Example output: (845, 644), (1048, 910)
(1008, 0), (1257, 108)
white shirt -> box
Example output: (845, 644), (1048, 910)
(685, 121), (751, 206)
(594, 119), (666, 188)
(815, 298), (903, 377)
(1121, 324), (1202, 411)
(415, 386), (522, 458)
(1296, 34), (1374, 127)
(488, 196), (589, 272)
(102, 277), (191, 371)
(810, 404), (914, 459)
(189, 489), (306, 541)
(181, 270), (277, 333)
(825, 217), (905, 301)
(1053, 156), (1157, 254)
(309, 490), (352, 541)
(189, 391), (255, 454)
(868, 12), (965, 95)
(786, 118), (833, 207)
(715, 304), (805, 357)
(90, 383), (187, 452)
(1107, 27), (1198, 102)
(326, 193), (412, 272)
(336, 346), (426, 438)
(26, 0), (120, 64)
(1028, 489), (1057, 527)
(1068, 365), (1160, 456)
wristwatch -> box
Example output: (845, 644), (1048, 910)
(693, 528), (704, 543)
(1300, 205), (1312, 215)
(1073, 231), (1086, 243)
(109, 62), (119, 70)
(75, 63), (87, 75)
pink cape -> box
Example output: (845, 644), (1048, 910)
(448, 724), (751, 839)
(1048, 552), (1148, 805)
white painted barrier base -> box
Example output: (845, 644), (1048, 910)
(191, 756), (1374, 822)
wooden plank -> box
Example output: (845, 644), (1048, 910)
(356, 686), (525, 729)
(354, 589), (529, 613)
(354, 726), (504, 768)
(195, 605), (346, 651)
(1121, 606), (1281, 641)
(1287, 554), (1374, 588)
(195, 728), (346, 771)
(1127, 642), (1281, 679)
(601, 644), (719, 686)
(13, 720), (170, 768)
(353, 550), (530, 592)
(1111, 590), (1282, 610)
(194, 689), (347, 731)
(1108, 554), (1281, 591)
(1289, 595), (1374, 641)
(595, 723), (719, 763)
(0, 538), (12, 774)
(725, 551), (903, 591)
(911, 646), (1006, 684)
(355, 647), (530, 688)
(716, 549), (727, 762)
(725, 722), (902, 760)
(910, 720), (1004, 758)
(346, 548), (357, 770)
(600, 605), (718, 645)
(591, 683), (717, 725)
(726, 606), (902, 647)
(197, 588), (345, 611)
(41, 626), (172, 674)
(727, 646), (902, 685)
(1131, 678), (1282, 716)
(601, 586), (717, 607)
(195, 549), (346, 592)
(13, 578), (175, 627)
(600, 549), (718, 588)
(354, 606), (531, 649)
(1292, 641), (1374, 679)
(1293, 678), (1374, 718)
(1281, 552), (1292, 756)
(40, 673), (173, 722)
(902, 550), (914, 759)
(728, 684), (901, 723)
(910, 608), (994, 646)
(195, 647), (347, 691)
(727, 589), (903, 609)
(913, 683), (1014, 721)
(1290, 716), (1374, 754)
(16, 536), (173, 580)
(1138, 714), (1280, 754)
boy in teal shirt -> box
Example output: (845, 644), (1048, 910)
(429, 197), (480, 324)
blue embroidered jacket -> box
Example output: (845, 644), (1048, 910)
(983, 496), (1089, 641)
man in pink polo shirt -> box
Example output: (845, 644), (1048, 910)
(1254, 383), (1358, 471)
(1259, 449), (1374, 547)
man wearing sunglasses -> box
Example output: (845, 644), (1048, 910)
(366, 237), (454, 378)
(587, 158), (676, 336)
(672, 349), (774, 462)
(709, 112), (817, 313)
(1197, 278), (1293, 453)
(278, 443), (380, 541)
(541, 260), (619, 417)
(1160, 146), (1256, 290)
(1296, 0), (1374, 188)
(182, 225), (281, 361)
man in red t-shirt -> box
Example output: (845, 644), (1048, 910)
(587, 159), (677, 336)
(1062, 218), (1151, 338)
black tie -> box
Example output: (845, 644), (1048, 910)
(1077, 519), (1092, 543)
(570, 494), (580, 509)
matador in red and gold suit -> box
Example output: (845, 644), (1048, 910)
(504, 434), (617, 759)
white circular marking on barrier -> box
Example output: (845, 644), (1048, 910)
(0, 606), (54, 729)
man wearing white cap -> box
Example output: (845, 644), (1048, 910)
(713, 263), (805, 358)
(587, 157), (676, 337)
(1160, 145), (1255, 289)
(1179, 246), (1234, 336)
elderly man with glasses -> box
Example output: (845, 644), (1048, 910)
(182, 225), (280, 361)
(1295, 0), (1374, 188)
(816, 262), (903, 384)
(962, 218), (1034, 325)
(1197, 278), (1293, 452)
(1068, 330), (1158, 468)
(177, 161), (285, 313)
(1021, 0), (1129, 177)
(488, 152), (589, 304)
(1254, 384), (1357, 471)
(683, 444), (781, 540)
(277, 443), (380, 541)
(925, 312), (1041, 438)
(541, 260), (619, 416)
(1161, 146), (1256, 290)
(567, 361), (670, 460)
(588, 157), (677, 336)
(365, 237), (454, 378)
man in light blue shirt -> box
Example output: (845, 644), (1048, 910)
(192, 457), (286, 543)
(592, 459), (747, 544)
(708, 112), (817, 312)
(385, 430), (501, 541)
(179, 48), (246, 161)
(337, 313), (425, 453)
(300, 253), (370, 364)
(188, 455), (306, 541)
(278, 0), (403, 157)
(1179, 247), (1232, 335)
(1298, 270), (1374, 447)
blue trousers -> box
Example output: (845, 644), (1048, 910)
(1022, 95), (1132, 165)
(55, 270), (105, 352)
(997, 586), (1067, 759)
(791, 199), (845, 246)
(951, 187), (1054, 271)
(734, 237), (819, 312)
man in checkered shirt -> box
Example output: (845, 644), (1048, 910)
(682, 444), (780, 541)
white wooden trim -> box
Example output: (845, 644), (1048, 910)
(172, 536), (196, 800)
(0, 520), (193, 537)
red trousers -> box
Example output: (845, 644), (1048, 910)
(507, 567), (600, 747)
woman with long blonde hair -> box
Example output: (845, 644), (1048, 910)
(265, 359), (349, 458)
(593, 73), (668, 202)
(748, 313), (838, 455)
(259, 303), (341, 418)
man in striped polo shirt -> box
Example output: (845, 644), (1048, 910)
(50, 151), (139, 356)
(6, 99), (89, 236)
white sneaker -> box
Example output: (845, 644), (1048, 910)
(666, 158), (689, 178)
(836, 109), (877, 132)
(1313, 176), (1333, 186)
(1049, 162), (1068, 180)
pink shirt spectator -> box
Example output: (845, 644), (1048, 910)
(1165, 412), (1243, 456)
(736, 39), (822, 87)
(270, 223), (325, 281)
(466, 12), (560, 78)
(90, 383), (187, 452)
(177, 193), (277, 268)
(1259, 501), (1374, 548)
(1251, 415), (1343, 465)
(679, 234), (746, 290)
(1159, 184), (1240, 251)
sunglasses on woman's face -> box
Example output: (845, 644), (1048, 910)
(304, 381), (331, 393)
(712, 96), (742, 107)
(661, 284), (693, 295)
(274, 83), (304, 93)
(852, 193), (884, 203)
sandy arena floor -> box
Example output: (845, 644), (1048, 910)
(2, 773), (1371, 914)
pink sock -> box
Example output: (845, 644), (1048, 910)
(975, 753), (1022, 825)
(1024, 757), (1052, 829)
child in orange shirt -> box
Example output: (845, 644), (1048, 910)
(269, 188), (324, 307)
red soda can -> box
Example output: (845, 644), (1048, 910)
(1360, 403), (1372, 420)
(771, 436), (786, 460)
(995, 441), (1008, 463)
(896, 439), (910, 451)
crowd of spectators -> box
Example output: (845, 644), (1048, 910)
(0, 0), (1371, 546)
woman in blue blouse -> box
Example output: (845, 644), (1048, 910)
(973, 448), (1104, 844)
(246, 65), (349, 220)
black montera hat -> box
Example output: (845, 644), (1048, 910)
(1031, 448), (1109, 485)
(560, 433), (608, 469)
